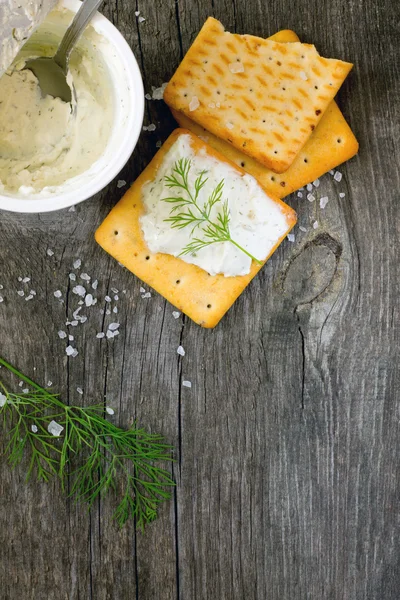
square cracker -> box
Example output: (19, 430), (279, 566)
(95, 129), (296, 328)
(164, 17), (353, 173)
(170, 29), (359, 199)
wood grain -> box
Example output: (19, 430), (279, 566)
(0, 0), (399, 599)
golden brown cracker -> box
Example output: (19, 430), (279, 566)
(164, 18), (353, 173)
(95, 129), (297, 328)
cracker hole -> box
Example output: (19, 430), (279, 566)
(262, 119), (266, 123)
(314, 85), (319, 89)
(337, 138), (342, 143)
(216, 90), (221, 95)
(134, 252), (138, 257)
(315, 109), (321, 116)
(183, 93), (187, 97)
(249, 88), (253, 92)
(277, 61), (282, 66)
(301, 54), (305, 59)
(274, 150), (278, 154)
(176, 279), (180, 284)
(271, 176), (276, 182)
(114, 230), (118, 235)
(280, 181), (286, 187)
(282, 87), (286, 91)
(145, 256), (150, 260)
(304, 158), (308, 163)
(240, 161), (245, 167)
(207, 304), (212, 309)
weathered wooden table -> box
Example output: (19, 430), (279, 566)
(1, 0), (399, 598)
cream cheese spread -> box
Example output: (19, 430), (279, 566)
(0, 7), (113, 194)
(140, 134), (290, 277)
(0, 0), (58, 76)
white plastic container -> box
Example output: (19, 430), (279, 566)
(0, 0), (144, 213)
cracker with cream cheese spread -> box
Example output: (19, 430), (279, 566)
(164, 18), (353, 173)
(95, 129), (296, 328)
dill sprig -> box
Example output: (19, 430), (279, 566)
(0, 357), (174, 529)
(162, 158), (262, 264)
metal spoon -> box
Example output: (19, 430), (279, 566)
(24, 0), (103, 103)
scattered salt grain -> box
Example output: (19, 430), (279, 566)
(138, 16), (145, 23)
(80, 316), (87, 324)
(70, 320), (79, 327)
(0, 284), (3, 289)
(0, 392), (6, 407)
(58, 330), (67, 339)
(313, 221), (319, 229)
(145, 93), (151, 100)
(25, 294), (33, 301)
(172, 311), (180, 319)
(140, 287), (145, 293)
(106, 407), (114, 415)
(114, 295), (119, 301)
(78, 300), (84, 305)
(334, 171), (342, 182)
(30, 290), (36, 296)
(18, 277), (22, 282)
(189, 96), (200, 111)
(22, 388), (29, 394)
(339, 192), (346, 198)
(85, 293), (93, 307)
(96, 332), (105, 339)
(66, 345), (78, 356)
(22, 277), (30, 283)
(73, 285), (86, 297)
(306, 183), (313, 192)
(143, 123), (156, 132)
(313, 178), (320, 188)
(142, 292), (151, 299)
(182, 380), (192, 388)
(228, 61), (244, 73)
(297, 192), (303, 198)
(54, 290), (62, 298)
(135, 10), (140, 16)
(299, 71), (308, 80)
(329, 169), (334, 175)
(68, 205), (76, 212)
(287, 233), (295, 243)
(226, 121), (234, 130)
(19, 381), (23, 387)
(17, 290), (24, 297)
(299, 226), (307, 232)
(68, 335), (74, 341)
(320, 196), (329, 209)
(105, 295), (111, 303)
(111, 287), (119, 294)
(47, 381), (52, 387)
(113, 306), (118, 313)
(31, 424), (38, 433)
(80, 273), (90, 281)
(151, 82), (168, 100)
(117, 180), (126, 188)
(47, 249), (54, 257)
(108, 322), (120, 331)
(177, 346), (185, 357)
(69, 273), (76, 281)
(106, 309), (111, 316)
(73, 259), (81, 269)
(48, 420), (64, 437)
(208, 102), (215, 108)
(106, 329), (118, 339)
(0, 296), (3, 303)
(91, 279), (98, 290)
(156, 140), (162, 148)
(76, 387), (83, 395)
(307, 193), (315, 202)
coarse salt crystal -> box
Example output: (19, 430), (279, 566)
(156, 140), (162, 148)
(106, 407), (114, 415)
(287, 233), (295, 243)
(30, 290), (36, 296)
(226, 121), (234, 130)
(68, 205), (76, 212)
(228, 61), (244, 73)
(313, 178), (320, 188)
(297, 192), (303, 198)
(22, 388), (29, 394)
(111, 287), (119, 294)
(299, 226), (307, 232)
(313, 221), (319, 229)
(73, 285), (86, 297)
(143, 123), (156, 132)
(106, 330), (116, 339)
(76, 387), (83, 395)
(58, 330), (67, 339)
(70, 320), (79, 327)
(329, 169), (334, 175)
(307, 193), (315, 202)
(105, 309), (111, 316)
(0, 284), (3, 289)
(140, 287), (145, 293)
(300, 71), (308, 80)
(105, 295), (111, 303)
(80, 273), (90, 281)
(138, 16), (145, 23)
(177, 346), (185, 357)
(0, 392), (7, 407)
(117, 180), (126, 188)
(113, 306), (118, 313)
(151, 82), (168, 100)
(114, 295), (119, 301)
(108, 322), (120, 331)
(31, 424), (38, 433)
(22, 277), (30, 283)
(47, 249), (54, 257)
(68, 335), (74, 341)
(47, 381), (53, 387)
(18, 277), (22, 282)
(85, 294), (93, 307)
(66, 345), (76, 356)
(189, 96), (200, 111)
(17, 290), (24, 297)
(182, 380), (192, 388)
(306, 183), (313, 192)
(135, 10), (140, 16)
(69, 273), (76, 281)
(320, 196), (329, 209)
(48, 420), (64, 437)
(25, 294), (33, 301)
(339, 192), (346, 198)
(54, 290), (62, 298)
(141, 292), (151, 299)
(334, 171), (342, 182)
(172, 311), (180, 319)
(73, 259), (81, 269)
(80, 316), (87, 324)
(19, 381), (23, 387)
(91, 280), (98, 290)
(145, 93), (151, 100)
(0, 296), (3, 303)
(96, 332), (105, 339)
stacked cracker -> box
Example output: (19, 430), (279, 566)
(96, 19), (357, 328)
(164, 20), (358, 199)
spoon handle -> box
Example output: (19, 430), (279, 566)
(54, 0), (103, 72)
